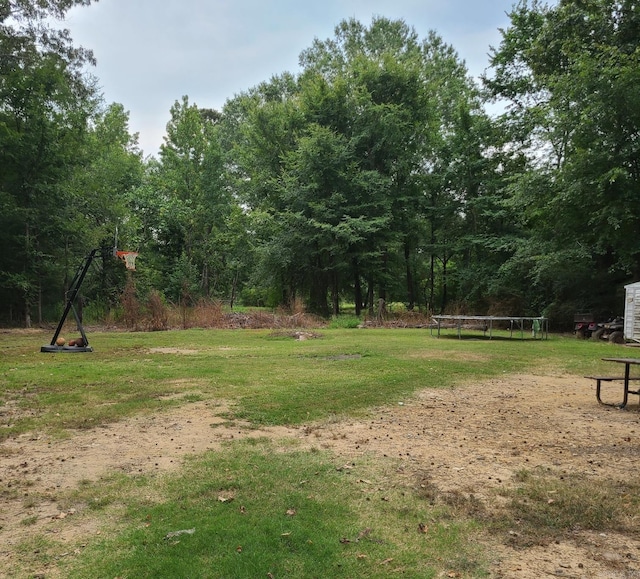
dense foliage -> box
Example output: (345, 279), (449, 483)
(1, 1), (638, 328)
(0, 0), (141, 325)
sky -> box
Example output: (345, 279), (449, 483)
(61, 0), (527, 158)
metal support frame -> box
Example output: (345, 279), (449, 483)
(430, 315), (548, 340)
(592, 358), (640, 409)
(41, 248), (100, 353)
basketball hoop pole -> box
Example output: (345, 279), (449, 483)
(41, 246), (138, 353)
(41, 248), (99, 353)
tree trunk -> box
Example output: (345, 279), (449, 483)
(202, 263), (210, 297)
(379, 250), (388, 303)
(309, 277), (329, 316)
(441, 255), (448, 313)
(429, 225), (436, 313)
(404, 240), (415, 310)
(230, 269), (239, 309)
(24, 222), (31, 328)
(353, 258), (362, 316)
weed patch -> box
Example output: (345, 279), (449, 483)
(496, 469), (640, 547)
(417, 467), (640, 550)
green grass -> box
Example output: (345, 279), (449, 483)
(1, 327), (636, 577)
(327, 315), (362, 328)
(59, 439), (482, 579)
(3, 327), (621, 440)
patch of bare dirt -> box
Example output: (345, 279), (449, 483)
(148, 347), (200, 355)
(315, 374), (640, 578)
(2, 373), (640, 578)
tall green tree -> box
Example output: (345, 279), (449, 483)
(64, 103), (144, 312)
(134, 96), (241, 305)
(296, 18), (510, 315)
(300, 18), (433, 312)
(229, 18), (460, 315)
(0, 55), (95, 325)
(220, 75), (308, 309)
(0, 0), (99, 324)
(486, 0), (640, 320)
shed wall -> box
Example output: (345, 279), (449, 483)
(624, 283), (640, 342)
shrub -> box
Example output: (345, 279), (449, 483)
(387, 301), (407, 314)
(120, 277), (141, 330)
(145, 290), (168, 331)
(328, 315), (362, 329)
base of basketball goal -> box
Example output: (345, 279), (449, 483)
(41, 344), (94, 353)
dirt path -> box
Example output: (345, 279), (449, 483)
(2, 373), (640, 578)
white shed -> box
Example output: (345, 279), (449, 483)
(624, 282), (640, 343)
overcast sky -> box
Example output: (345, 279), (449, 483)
(61, 0), (534, 158)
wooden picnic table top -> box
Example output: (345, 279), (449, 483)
(602, 357), (640, 365)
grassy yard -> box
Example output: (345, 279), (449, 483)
(0, 327), (633, 577)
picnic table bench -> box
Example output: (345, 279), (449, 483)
(585, 357), (640, 408)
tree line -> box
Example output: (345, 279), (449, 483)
(1, 0), (638, 329)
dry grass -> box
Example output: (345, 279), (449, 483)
(109, 286), (438, 332)
(415, 467), (640, 549)
(110, 297), (325, 331)
(145, 290), (169, 331)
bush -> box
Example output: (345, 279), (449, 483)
(145, 290), (168, 331)
(328, 315), (362, 329)
(120, 277), (141, 330)
(387, 302), (407, 314)
(191, 300), (225, 328)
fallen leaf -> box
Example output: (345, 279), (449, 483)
(418, 522), (428, 533)
(380, 558), (394, 565)
(236, 545), (242, 553)
(286, 508), (296, 516)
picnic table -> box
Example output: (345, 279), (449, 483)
(586, 357), (640, 408)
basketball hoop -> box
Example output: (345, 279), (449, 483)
(116, 251), (139, 271)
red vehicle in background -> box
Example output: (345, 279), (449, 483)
(574, 313), (594, 339)
(574, 313), (624, 343)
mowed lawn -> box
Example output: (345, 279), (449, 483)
(0, 327), (626, 578)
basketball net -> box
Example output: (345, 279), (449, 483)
(116, 251), (138, 271)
